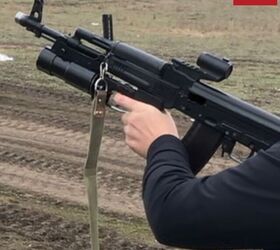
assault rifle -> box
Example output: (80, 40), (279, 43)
(15, 0), (280, 174)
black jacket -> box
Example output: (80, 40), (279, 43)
(143, 135), (280, 249)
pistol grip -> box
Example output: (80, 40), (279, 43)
(182, 121), (223, 175)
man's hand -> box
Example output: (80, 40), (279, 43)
(113, 93), (179, 158)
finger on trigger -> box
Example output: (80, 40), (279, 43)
(113, 93), (140, 111)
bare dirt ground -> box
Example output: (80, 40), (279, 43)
(0, 79), (234, 249)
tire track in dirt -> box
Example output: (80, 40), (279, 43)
(0, 116), (146, 215)
(0, 79), (148, 218)
(0, 135), (143, 194)
(0, 81), (148, 218)
(0, 113), (231, 219)
(0, 116), (143, 171)
(0, 162), (145, 218)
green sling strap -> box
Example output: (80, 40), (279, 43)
(84, 86), (107, 250)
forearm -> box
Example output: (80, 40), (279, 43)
(143, 136), (280, 249)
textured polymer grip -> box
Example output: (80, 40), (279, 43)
(182, 121), (223, 175)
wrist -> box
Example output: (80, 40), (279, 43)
(147, 134), (181, 160)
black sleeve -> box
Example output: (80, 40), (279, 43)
(143, 135), (280, 249)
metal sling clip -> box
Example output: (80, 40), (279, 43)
(99, 62), (127, 113)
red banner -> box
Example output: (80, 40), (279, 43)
(233, 0), (277, 5)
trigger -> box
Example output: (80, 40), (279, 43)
(222, 137), (256, 163)
(221, 137), (242, 163)
(221, 137), (235, 157)
(107, 92), (127, 113)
